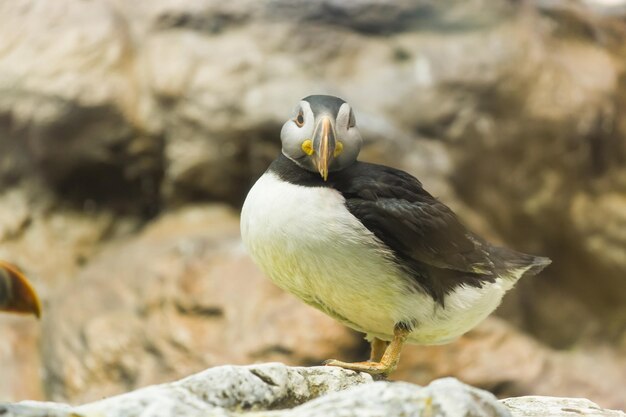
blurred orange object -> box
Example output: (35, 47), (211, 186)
(0, 261), (41, 318)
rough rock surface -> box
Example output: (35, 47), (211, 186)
(0, 184), (141, 401)
(503, 396), (626, 417)
(1, 364), (624, 417)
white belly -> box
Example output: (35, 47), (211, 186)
(240, 172), (509, 344)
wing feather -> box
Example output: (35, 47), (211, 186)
(333, 163), (494, 276)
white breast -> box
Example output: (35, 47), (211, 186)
(240, 172), (511, 344)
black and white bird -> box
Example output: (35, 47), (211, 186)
(240, 95), (551, 375)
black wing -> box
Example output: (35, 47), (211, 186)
(333, 162), (494, 274)
(331, 162), (498, 303)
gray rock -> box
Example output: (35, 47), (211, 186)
(261, 377), (511, 417)
(2, 364), (623, 417)
(0, 403), (74, 417)
(3, 365), (492, 417)
(77, 364), (372, 416)
(503, 396), (626, 417)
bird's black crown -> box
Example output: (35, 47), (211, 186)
(303, 95), (347, 117)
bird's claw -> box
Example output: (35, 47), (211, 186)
(323, 359), (346, 367)
(323, 359), (392, 376)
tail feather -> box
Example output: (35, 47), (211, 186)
(489, 246), (552, 280)
(521, 256), (552, 276)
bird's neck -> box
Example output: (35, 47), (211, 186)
(269, 154), (332, 187)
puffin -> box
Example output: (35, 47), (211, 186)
(240, 95), (551, 376)
(0, 261), (41, 318)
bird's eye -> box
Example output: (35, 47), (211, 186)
(348, 110), (356, 129)
(295, 111), (305, 127)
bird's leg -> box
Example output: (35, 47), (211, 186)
(324, 325), (410, 376)
(369, 337), (388, 362)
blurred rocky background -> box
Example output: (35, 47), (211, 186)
(1, 0), (625, 410)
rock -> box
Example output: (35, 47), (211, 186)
(277, 377), (511, 417)
(75, 364), (374, 417)
(503, 396), (626, 417)
(2, 364), (624, 417)
(0, 185), (140, 291)
(1, 364), (508, 417)
(0, 184), (141, 401)
(264, 0), (515, 34)
(41, 205), (361, 403)
(0, 1), (163, 212)
(0, 404), (73, 417)
(0, 316), (43, 402)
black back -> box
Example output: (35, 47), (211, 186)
(268, 154), (550, 306)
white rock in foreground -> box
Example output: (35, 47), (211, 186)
(1, 363), (623, 417)
(503, 396), (626, 417)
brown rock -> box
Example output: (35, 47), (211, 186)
(0, 316), (43, 402)
(41, 205), (360, 403)
(0, 185), (140, 401)
(0, 185), (140, 291)
(0, 1), (163, 212)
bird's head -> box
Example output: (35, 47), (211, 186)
(280, 95), (363, 181)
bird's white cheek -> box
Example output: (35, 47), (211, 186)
(282, 124), (315, 154)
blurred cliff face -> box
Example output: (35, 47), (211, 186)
(0, 0), (625, 409)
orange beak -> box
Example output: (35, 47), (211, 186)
(312, 116), (336, 181)
(0, 261), (41, 318)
